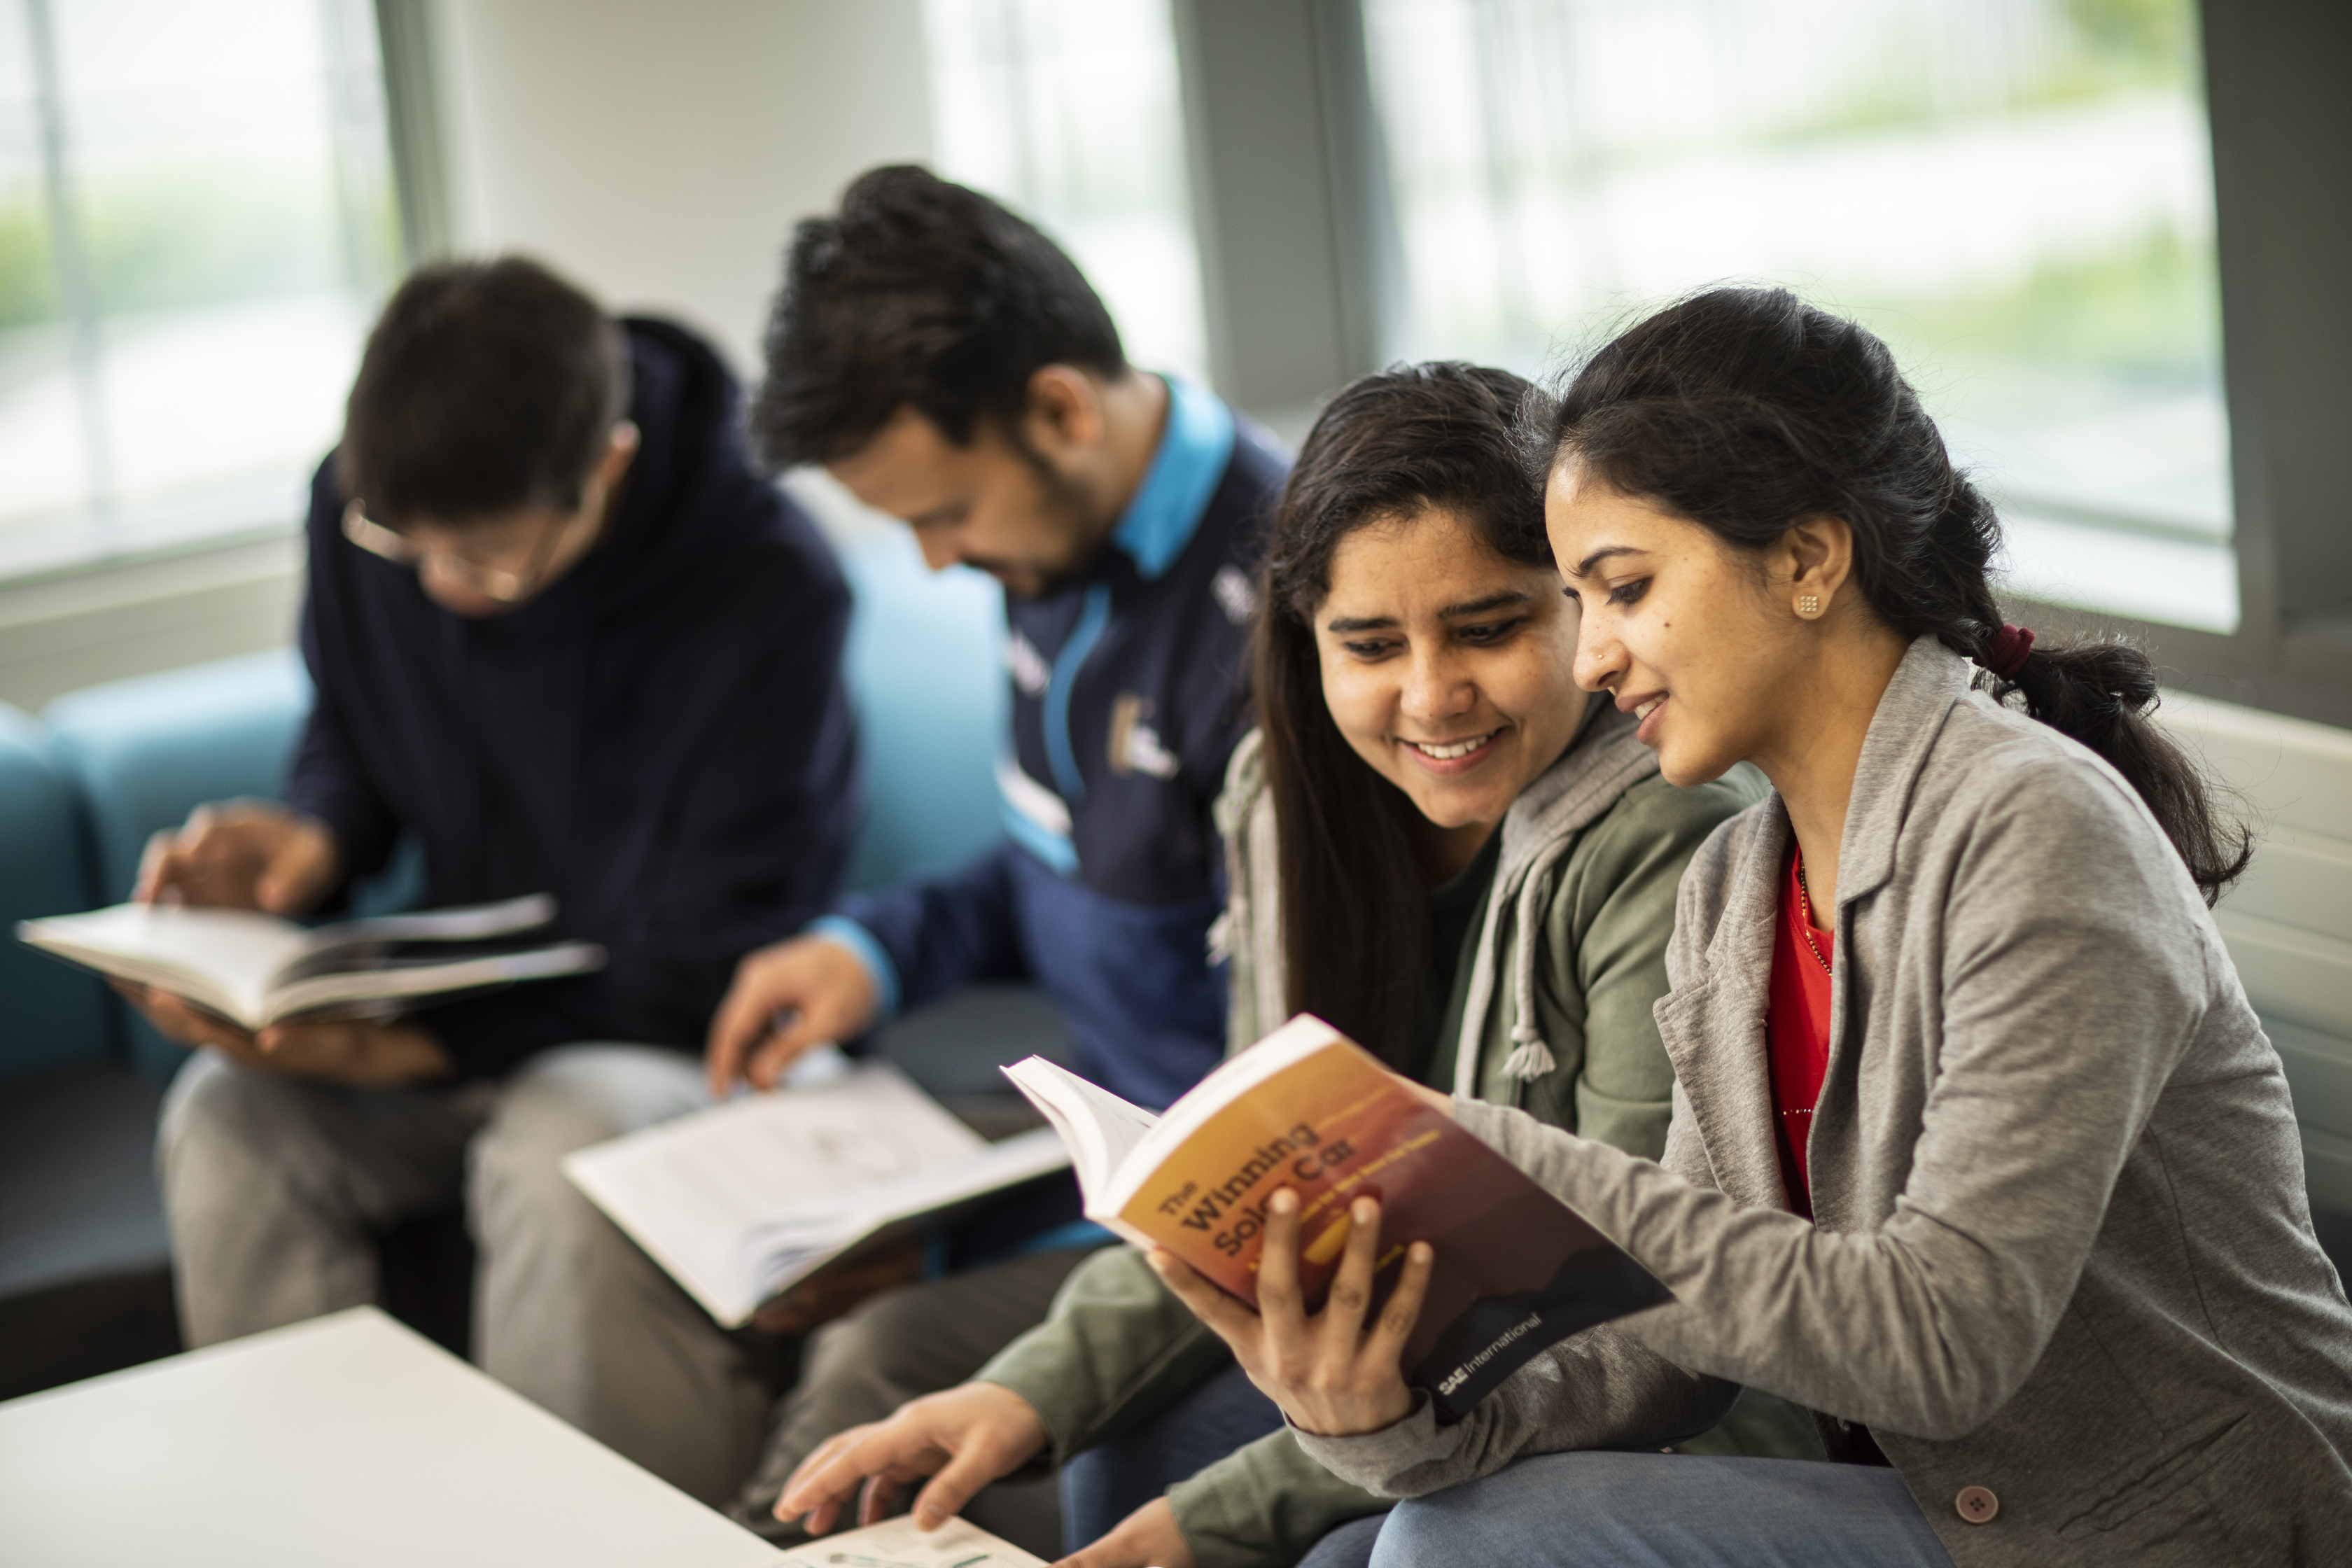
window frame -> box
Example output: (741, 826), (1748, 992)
(2003, 0), (2352, 731)
(1173, 0), (2352, 729)
(0, 0), (449, 594)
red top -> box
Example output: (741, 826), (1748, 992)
(1767, 844), (1835, 1217)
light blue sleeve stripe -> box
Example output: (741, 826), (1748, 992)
(807, 914), (902, 1022)
(1000, 799), (1079, 876)
(1013, 1219), (1116, 1256)
(1042, 582), (1112, 803)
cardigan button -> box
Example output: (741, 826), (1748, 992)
(1955, 1485), (1999, 1524)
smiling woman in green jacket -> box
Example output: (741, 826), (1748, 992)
(764, 363), (1799, 1567)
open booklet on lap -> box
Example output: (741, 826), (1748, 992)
(564, 1056), (1072, 1328)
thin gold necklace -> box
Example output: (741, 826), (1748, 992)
(1795, 858), (1833, 976)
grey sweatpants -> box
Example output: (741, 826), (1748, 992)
(156, 1044), (771, 1505)
(727, 1247), (1097, 1542)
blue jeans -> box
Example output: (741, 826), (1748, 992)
(1058, 1359), (1287, 1553)
(1364, 1452), (1956, 1568)
(1298, 1513), (1385, 1568)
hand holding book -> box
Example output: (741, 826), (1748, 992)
(114, 979), (451, 1086)
(1005, 1015), (1672, 1424)
(1150, 1186), (1436, 1437)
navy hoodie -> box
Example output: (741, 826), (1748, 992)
(287, 318), (859, 1079)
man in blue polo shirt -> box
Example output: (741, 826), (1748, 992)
(702, 165), (1287, 1534)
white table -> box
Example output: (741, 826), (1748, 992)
(0, 1307), (780, 1568)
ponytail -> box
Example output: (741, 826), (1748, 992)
(1542, 288), (2250, 903)
(1987, 633), (2250, 902)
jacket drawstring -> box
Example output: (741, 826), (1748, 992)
(1450, 706), (1658, 1103)
(1498, 836), (1578, 1093)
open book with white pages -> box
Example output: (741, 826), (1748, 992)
(15, 893), (603, 1030)
(564, 1054), (1071, 1329)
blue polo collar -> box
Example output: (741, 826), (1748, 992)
(1110, 374), (1235, 581)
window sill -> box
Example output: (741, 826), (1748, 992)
(0, 530), (302, 713)
(2000, 510), (2240, 636)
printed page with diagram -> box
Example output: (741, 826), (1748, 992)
(564, 1056), (1068, 1326)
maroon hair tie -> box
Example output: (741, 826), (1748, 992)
(1981, 624), (2035, 680)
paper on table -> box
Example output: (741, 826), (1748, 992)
(769, 1515), (1047, 1568)
(564, 1062), (997, 1326)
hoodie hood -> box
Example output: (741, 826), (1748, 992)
(483, 316), (774, 630)
(1450, 694), (1660, 1095)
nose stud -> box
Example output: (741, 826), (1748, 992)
(1795, 594), (1821, 617)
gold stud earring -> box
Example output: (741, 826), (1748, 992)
(1796, 594), (1821, 617)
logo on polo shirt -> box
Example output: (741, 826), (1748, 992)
(1108, 694), (1180, 779)
(1211, 564), (1256, 625)
(1006, 628), (1051, 697)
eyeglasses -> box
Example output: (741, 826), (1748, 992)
(341, 500), (584, 605)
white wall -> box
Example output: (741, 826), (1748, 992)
(433, 0), (934, 377)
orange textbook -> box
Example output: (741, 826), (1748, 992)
(1004, 1014), (1670, 1420)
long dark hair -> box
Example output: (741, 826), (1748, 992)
(1534, 287), (2248, 902)
(1258, 363), (1549, 1066)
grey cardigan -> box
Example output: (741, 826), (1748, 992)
(1297, 638), (2352, 1567)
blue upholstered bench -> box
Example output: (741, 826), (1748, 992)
(0, 705), (167, 1397)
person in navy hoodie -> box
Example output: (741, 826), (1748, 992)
(704, 166), (1288, 1534)
(133, 256), (859, 1504)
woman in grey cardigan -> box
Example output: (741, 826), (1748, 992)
(1152, 288), (2352, 1567)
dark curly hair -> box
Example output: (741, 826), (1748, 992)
(750, 164), (1126, 468)
(1531, 286), (2248, 902)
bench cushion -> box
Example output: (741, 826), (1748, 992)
(837, 528), (1006, 891)
(0, 706), (110, 1084)
(41, 649), (311, 900)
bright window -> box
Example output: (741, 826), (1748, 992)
(1364, 0), (2232, 631)
(0, 0), (398, 581)
(922, 0), (1208, 384)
